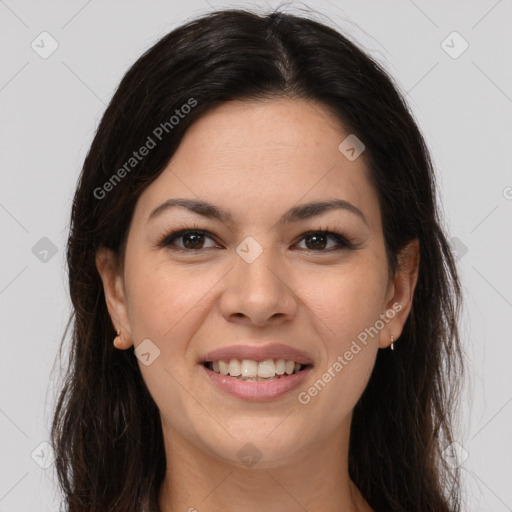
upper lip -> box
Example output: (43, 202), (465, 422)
(201, 343), (314, 365)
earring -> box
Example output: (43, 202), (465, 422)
(390, 335), (395, 351)
(113, 329), (122, 349)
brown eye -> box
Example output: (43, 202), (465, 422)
(304, 233), (329, 250)
(296, 231), (353, 252)
(160, 230), (218, 251)
(159, 228), (354, 253)
(180, 232), (206, 250)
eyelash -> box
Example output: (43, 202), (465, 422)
(157, 222), (356, 253)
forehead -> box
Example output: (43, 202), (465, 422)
(176, 98), (347, 163)
(134, 98), (381, 230)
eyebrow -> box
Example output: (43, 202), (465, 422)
(147, 197), (368, 226)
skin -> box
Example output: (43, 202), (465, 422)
(96, 97), (419, 512)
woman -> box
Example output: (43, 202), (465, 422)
(51, 7), (465, 511)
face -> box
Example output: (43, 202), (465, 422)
(97, 98), (418, 468)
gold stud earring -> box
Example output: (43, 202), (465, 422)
(390, 335), (394, 351)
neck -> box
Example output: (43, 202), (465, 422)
(157, 420), (372, 512)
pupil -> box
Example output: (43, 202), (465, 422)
(306, 233), (326, 250)
(184, 233), (203, 249)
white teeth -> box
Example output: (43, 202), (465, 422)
(207, 358), (306, 378)
(257, 359), (275, 378)
(241, 359), (258, 377)
(228, 359), (241, 376)
(275, 358), (286, 375)
(218, 361), (229, 376)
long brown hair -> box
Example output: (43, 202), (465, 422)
(51, 7), (465, 511)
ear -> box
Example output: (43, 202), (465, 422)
(378, 239), (420, 349)
(95, 247), (133, 349)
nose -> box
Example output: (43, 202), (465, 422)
(219, 245), (298, 327)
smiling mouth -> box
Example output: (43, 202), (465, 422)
(202, 360), (313, 382)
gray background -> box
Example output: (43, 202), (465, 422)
(0, 0), (511, 510)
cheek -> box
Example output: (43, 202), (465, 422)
(304, 258), (386, 385)
(296, 266), (384, 429)
(123, 256), (214, 406)
(123, 243), (228, 356)
(308, 260), (388, 341)
(125, 262), (204, 340)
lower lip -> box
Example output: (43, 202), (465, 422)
(201, 364), (313, 401)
